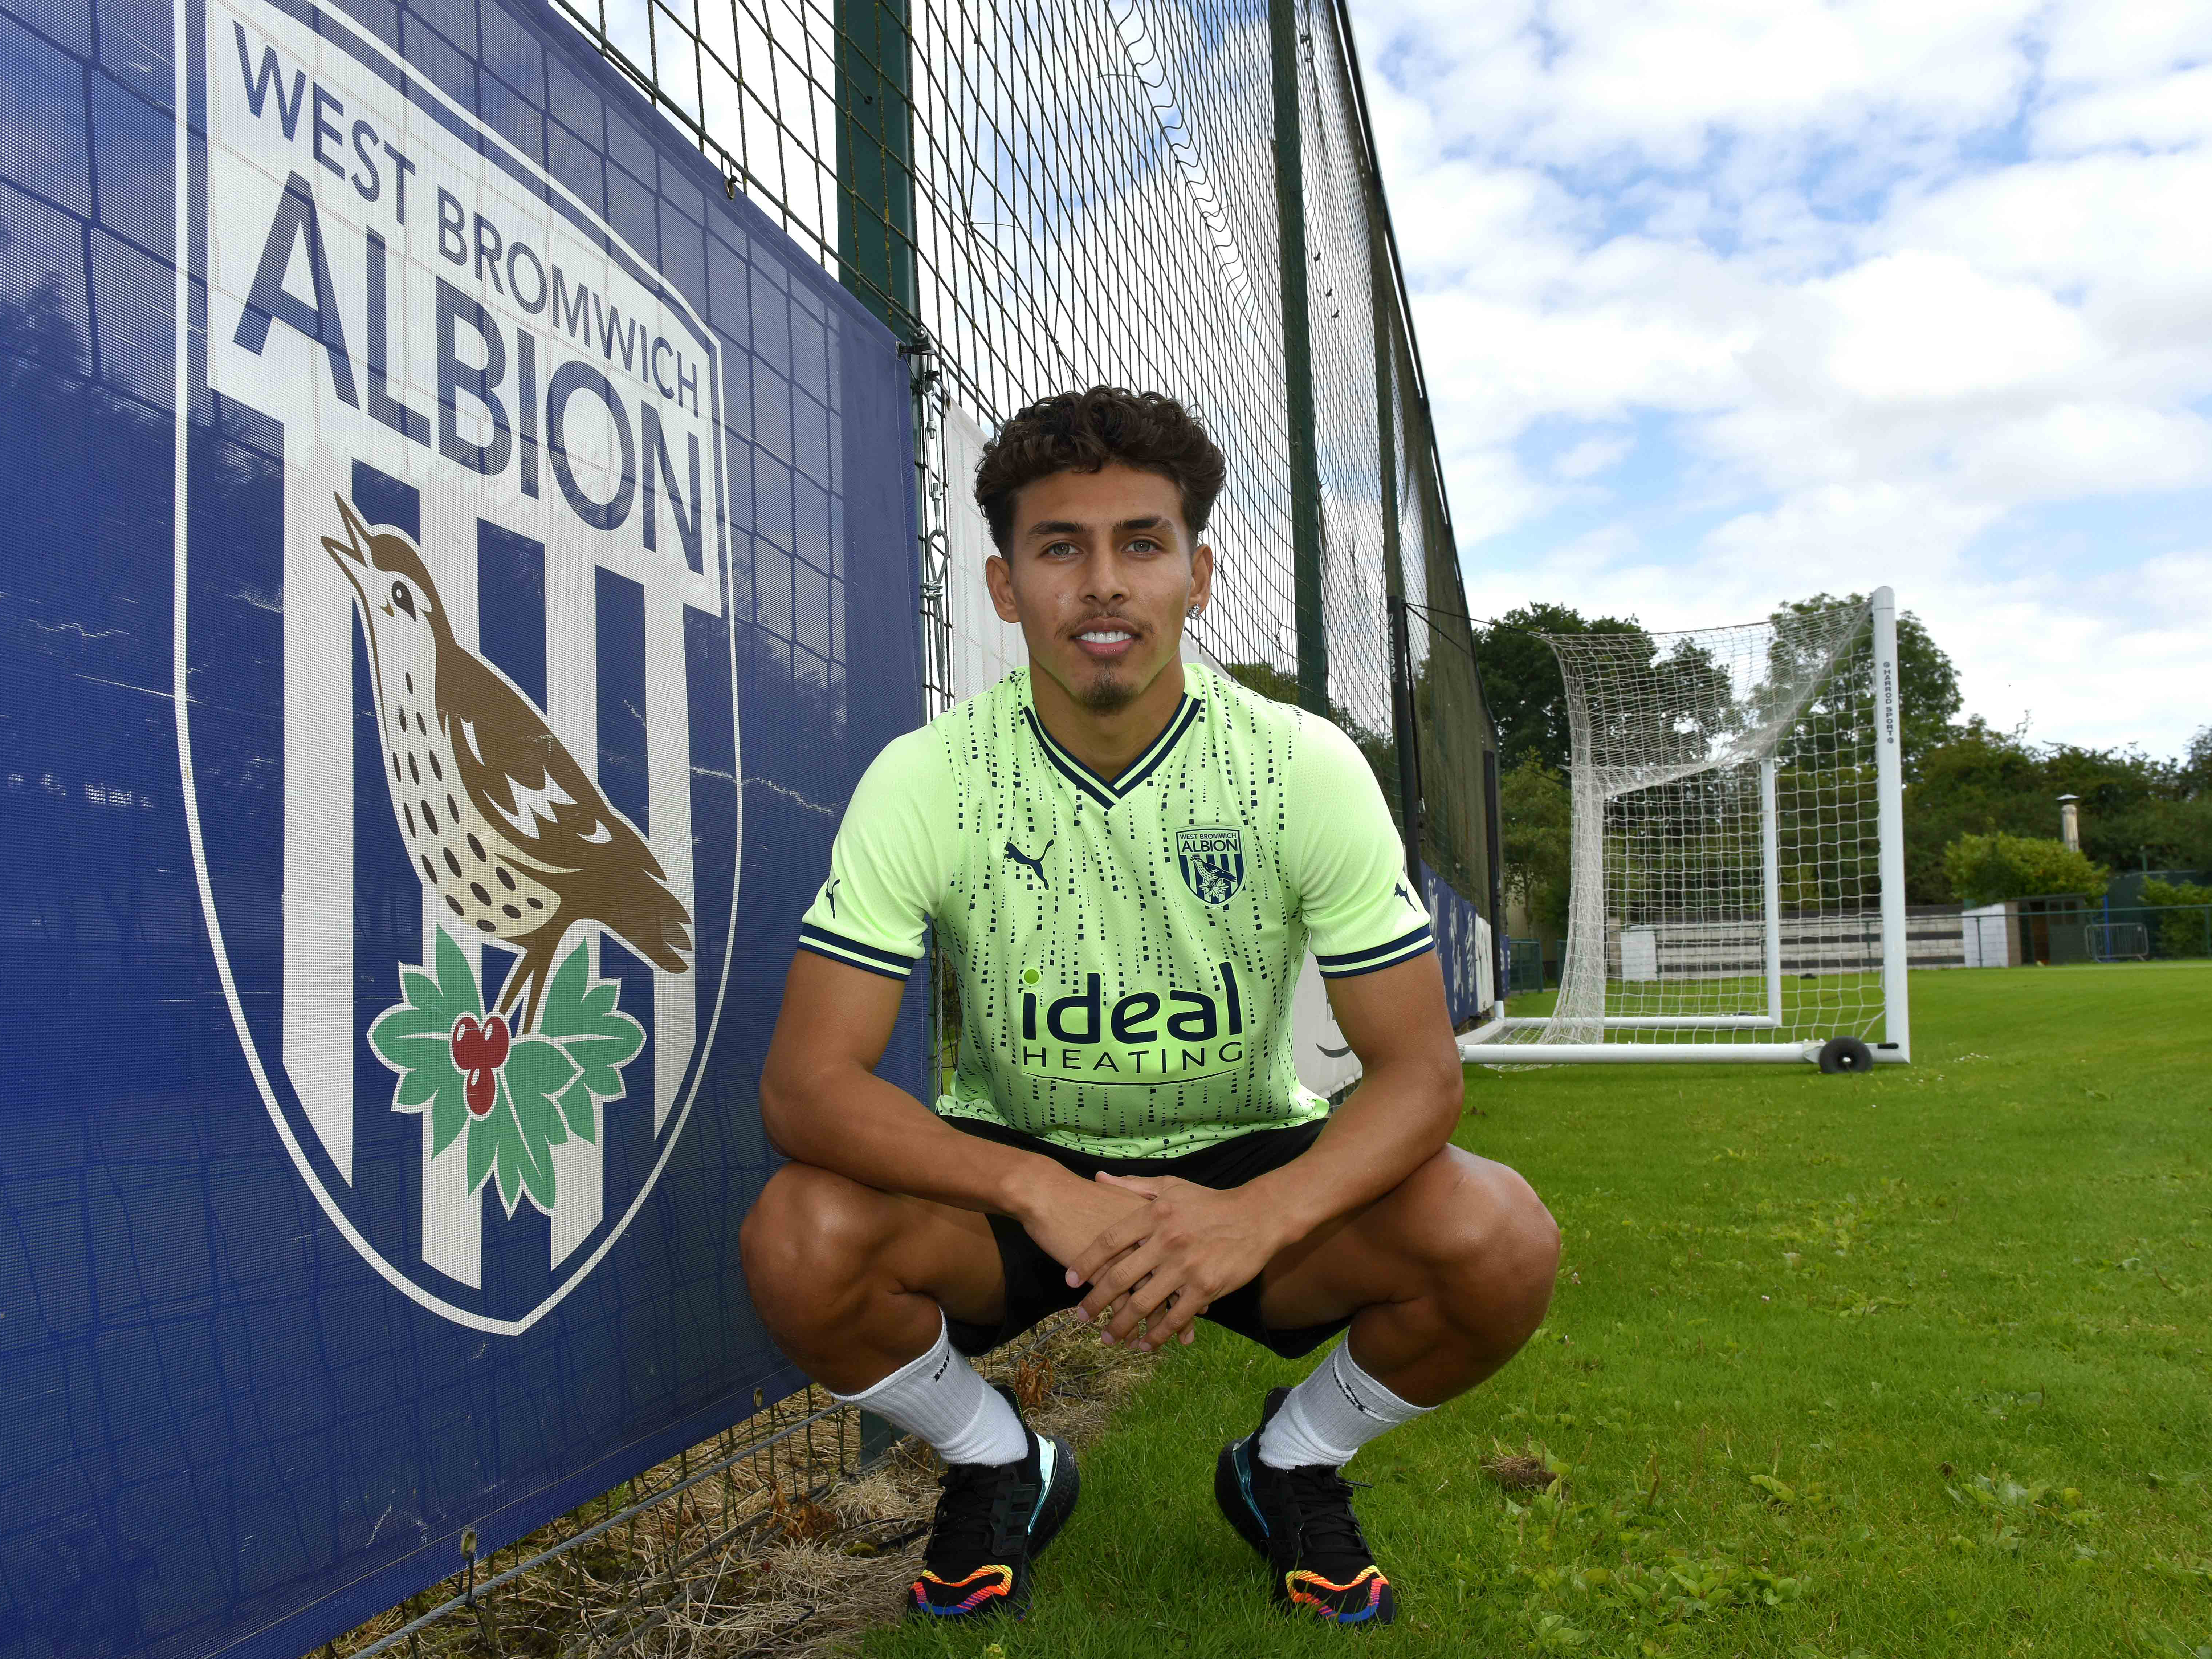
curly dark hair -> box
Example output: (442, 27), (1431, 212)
(974, 387), (1227, 552)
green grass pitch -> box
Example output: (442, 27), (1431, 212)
(865, 962), (2212, 1657)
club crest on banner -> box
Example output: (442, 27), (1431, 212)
(1176, 825), (1245, 906)
(174, 0), (739, 1332)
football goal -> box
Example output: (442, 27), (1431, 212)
(1464, 589), (1909, 1069)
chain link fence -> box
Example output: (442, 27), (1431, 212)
(543, 0), (1499, 918)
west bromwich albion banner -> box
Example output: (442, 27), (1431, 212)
(0, 0), (922, 1643)
(190, 0), (733, 1328)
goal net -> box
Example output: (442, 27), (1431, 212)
(1467, 590), (1909, 1066)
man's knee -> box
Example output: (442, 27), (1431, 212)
(739, 1164), (895, 1326)
(1401, 1150), (1560, 1352)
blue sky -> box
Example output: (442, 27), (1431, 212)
(1348, 0), (2212, 759)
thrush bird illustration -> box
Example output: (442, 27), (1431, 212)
(323, 495), (691, 1034)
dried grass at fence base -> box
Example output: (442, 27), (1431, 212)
(331, 1314), (1143, 1659)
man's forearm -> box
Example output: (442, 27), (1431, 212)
(1239, 1059), (1460, 1244)
(763, 1063), (1066, 1220)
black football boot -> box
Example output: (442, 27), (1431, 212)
(1215, 1386), (1396, 1627)
(906, 1384), (1080, 1621)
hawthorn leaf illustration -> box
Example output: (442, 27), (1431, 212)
(495, 1074), (556, 1216)
(537, 942), (646, 1144)
(504, 1035), (581, 1201)
(465, 1088), (501, 1194)
(467, 1077), (553, 1216)
(369, 929), (482, 1158)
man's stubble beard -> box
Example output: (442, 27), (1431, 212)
(1073, 664), (1140, 713)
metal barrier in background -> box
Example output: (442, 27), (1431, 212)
(1958, 902), (2209, 968)
(2054, 904), (2211, 964)
(1506, 938), (1552, 997)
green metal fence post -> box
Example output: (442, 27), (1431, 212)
(1369, 197), (1422, 879)
(1388, 595), (1423, 881)
(1271, 0), (1328, 715)
(840, 14), (931, 1470)
(858, 1407), (899, 1468)
(835, 0), (918, 340)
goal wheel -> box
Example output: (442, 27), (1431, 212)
(1817, 1036), (1874, 1074)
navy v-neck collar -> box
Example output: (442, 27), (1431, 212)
(1022, 691), (1204, 812)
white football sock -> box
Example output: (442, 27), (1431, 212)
(1258, 1339), (1434, 1471)
(827, 1315), (1027, 1467)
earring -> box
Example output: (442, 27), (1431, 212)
(1187, 605), (1203, 619)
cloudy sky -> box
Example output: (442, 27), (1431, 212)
(1347, 0), (2212, 759)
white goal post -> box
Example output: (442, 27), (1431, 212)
(1464, 589), (1910, 1068)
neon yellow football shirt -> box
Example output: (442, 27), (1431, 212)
(797, 662), (1433, 1158)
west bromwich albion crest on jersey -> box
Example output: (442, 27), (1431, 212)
(797, 664), (1432, 1158)
(1176, 826), (1246, 905)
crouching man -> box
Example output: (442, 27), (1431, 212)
(741, 387), (1559, 1626)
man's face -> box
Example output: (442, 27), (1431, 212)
(987, 462), (1214, 715)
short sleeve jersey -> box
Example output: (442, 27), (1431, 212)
(796, 663), (1434, 1158)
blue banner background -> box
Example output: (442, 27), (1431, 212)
(1421, 861), (1492, 1029)
(0, 0), (923, 1648)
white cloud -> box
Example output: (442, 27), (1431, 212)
(1952, 404), (2212, 502)
(2037, 64), (2212, 154)
(1361, 0), (2037, 168)
(1554, 431), (1634, 480)
(1806, 252), (2094, 405)
(2036, 0), (2212, 88)
(1351, 0), (2212, 755)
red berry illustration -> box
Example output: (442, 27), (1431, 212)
(452, 1013), (513, 1117)
(465, 1065), (497, 1116)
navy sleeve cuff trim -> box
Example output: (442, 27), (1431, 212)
(798, 926), (916, 978)
(1315, 923), (1433, 969)
(1317, 939), (1436, 980)
(797, 940), (912, 980)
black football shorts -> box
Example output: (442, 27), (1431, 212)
(940, 1115), (1353, 1361)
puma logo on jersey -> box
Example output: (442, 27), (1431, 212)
(1394, 882), (1411, 906)
(1003, 838), (1052, 887)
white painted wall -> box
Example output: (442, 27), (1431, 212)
(941, 405), (1029, 703)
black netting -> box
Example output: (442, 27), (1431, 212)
(547, 0), (1496, 917)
